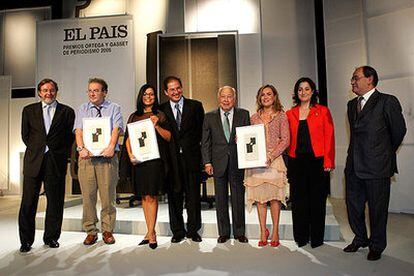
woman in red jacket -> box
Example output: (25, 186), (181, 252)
(286, 77), (335, 248)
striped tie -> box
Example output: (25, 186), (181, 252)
(175, 103), (182, 130)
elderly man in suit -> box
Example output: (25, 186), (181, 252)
(344, 66), (406, 261)
(18, 78), (75, 253)
(159, 76), (205, 243)
(202, 86), (250, 243)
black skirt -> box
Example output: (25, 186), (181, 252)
(133, 158), (165, 196)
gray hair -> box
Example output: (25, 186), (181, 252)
(217, 86), (237, 98)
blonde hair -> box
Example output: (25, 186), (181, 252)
(256, 84), (283, 112)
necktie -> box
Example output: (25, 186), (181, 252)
(357, 96), (363, 115)
(44, 105), (52, 134)
(93, 105), (102, 117)
(175, 103), (182, 130)
(223, 112), (231, 142)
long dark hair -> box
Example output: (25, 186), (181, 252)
(292, 77), (318, 107)
(135, 84), (159, 116)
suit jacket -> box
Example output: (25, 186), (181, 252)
(286, 104), (335, 169)
(345, 90), (406, 179)
(201, 107), (250, 178)
(159, 97), (204, 172)
(22, 101), (75, 178)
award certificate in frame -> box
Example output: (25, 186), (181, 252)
(83, 117), (111, 156)
(127, 118), (160, 163)
(236, 124), (267, 169)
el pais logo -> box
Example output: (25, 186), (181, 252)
(63, 25), (128, 41)
(62, 24), (129, 56)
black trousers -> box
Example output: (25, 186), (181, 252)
(213, 156), (246, 237)
(18, 153), (66, 245)
(345, 170), (390, 252)
(288, 156), (327, 245)
(167, 154), (201, 237)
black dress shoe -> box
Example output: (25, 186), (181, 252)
(297, 241), (308, 247)
(217, 236), (229, 243)
(367, 250), (382, 261)
(187, 233), (202, 242)
(45, 240), (60, 248)
(138, 239), (149, 246)
(343, 243), (367, 253)
(311, 241), (324, 248)
(20, 243), (32, 253)
(171, 235), (185, 243)
(149, 242), (158, 250)
(235, 235), (248, 243)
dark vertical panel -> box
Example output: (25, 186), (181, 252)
(314, 0), (330, 195)
(159, 36), (189, 104)
(146, 30), (162, 90)
(217, 34), (237, 90)
(314, 0), (327, 106)
(191, 38), (218, 112)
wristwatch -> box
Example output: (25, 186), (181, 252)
(76, 146), (84, 152)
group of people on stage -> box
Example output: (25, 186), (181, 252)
(18, 65), (406, 262)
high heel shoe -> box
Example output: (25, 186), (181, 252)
(149, 234), (157, 250)
(258, 228), (270, 247)
(149, 242), (158, 249)
(138, 239), (149, 246)
(270, 240), (280, 247)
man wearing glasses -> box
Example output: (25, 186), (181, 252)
(19, 78), (75, 253)
(74, 78), (123, 246)
(344, 66), (406, 260)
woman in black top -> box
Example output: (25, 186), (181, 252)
(286, 77), (335, 248)
(123, 84), (172, 249)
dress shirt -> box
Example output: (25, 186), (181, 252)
(169, 96), (184, 121)
(74, 100), (124, 151)
(42, 100), (57, 123)
(359, 88), (376, 110)
(220, 107), (234, 130)
(42, 100), (57, 153)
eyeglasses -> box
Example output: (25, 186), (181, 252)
(40, 89), (56, 93)
(143, 92), (155, 97)
(351, 75), (366, 82)
(87, 89), (104, 94)
(167, 87), (182, 93)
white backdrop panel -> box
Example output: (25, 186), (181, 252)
(36, 15), (135, 121)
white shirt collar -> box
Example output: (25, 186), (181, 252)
(359, 88), (376, 109)
(220, 107), (234, 116)
(361, 88), (376, 101)
(41, 100), (57, 109)
(170, 96), (184, 111)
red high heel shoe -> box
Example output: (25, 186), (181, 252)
(270, 240), (280, 247)
(258, 228), (270, 247)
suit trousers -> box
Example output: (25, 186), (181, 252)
(167, 153), (201, 237)
(289, 156), (327, 245)
(345, 170), (390, 252)
(78, 156), (118, 235)
(213, 156), (246, 237)
(19, 153), (66, 245)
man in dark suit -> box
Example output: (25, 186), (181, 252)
(201, 86), (250, 243)
(159, 76), (204, 243)
(18, 78), (75, 253)
(344, 66), (406, 260)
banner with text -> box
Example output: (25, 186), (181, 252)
(36, 15), (135, 121)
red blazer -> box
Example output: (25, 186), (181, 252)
(286, 104), (335, 169)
